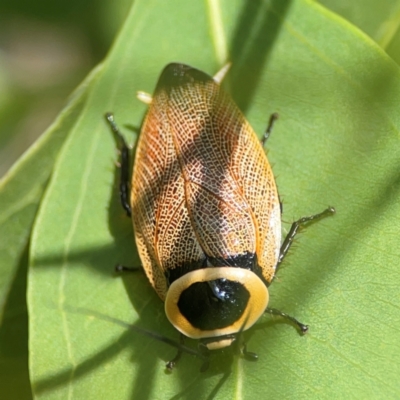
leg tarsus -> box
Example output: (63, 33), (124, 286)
(242, 343), (258, 361)
(261, 112), (279, 147)
(265, 307), (308, 334)
(115, 264), (141, 273)
(105, 113), (132, 217)
(166, 334), (185, 371)
(165, 335), (210, 373)
(276, 206), (335, 275)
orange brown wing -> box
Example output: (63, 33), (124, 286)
(131, 64), (281, 299)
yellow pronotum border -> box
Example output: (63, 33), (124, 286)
(165, 267), (269, 339)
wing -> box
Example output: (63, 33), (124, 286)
(131, 87), (205, 300)
(131, 64), (281, 298)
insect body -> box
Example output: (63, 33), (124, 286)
(106, 63), (334, 365)
(133, 63), (281, 346)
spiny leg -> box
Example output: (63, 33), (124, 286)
(233, 318), (258, 361)
(261, 112), (282, 212)
(166, 334), (185, 371)
(261, 112), (279, 147)
(276, 206), (335, 276)
(265, 308), (308, 334)
(267, 207), (335, 333)
(165, 334), (211, 372)
(105, 113), (132, 217)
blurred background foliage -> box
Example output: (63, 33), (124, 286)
(0, 0), (131, 176)
(1, 0), (400, 177)
(0, 2), (400, 399)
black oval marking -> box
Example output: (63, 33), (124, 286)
(178, 279), (250, 330)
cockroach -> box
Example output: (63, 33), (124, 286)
(106, 63), (334, 370)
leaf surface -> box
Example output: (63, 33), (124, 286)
(28, 0), (400, 399)
(0, 67), (98, 400)
(319, 0), (400, 64)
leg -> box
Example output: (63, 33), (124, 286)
(115, 264), (142, 273)
(276, 206), (335, 276)
(166, 334), (185, 371)
(242, 343), (258, 361)
(105, 113), (132, 217)
(261, 112), (279, 147)
(165, 334), (210, 372)
(265, 308), (308, 334)
(261, 112), (281, 211)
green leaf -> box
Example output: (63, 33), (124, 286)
(318, 0), (400, 64)
(0, 64), (99, 400)
(28, 0), (400, 398)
